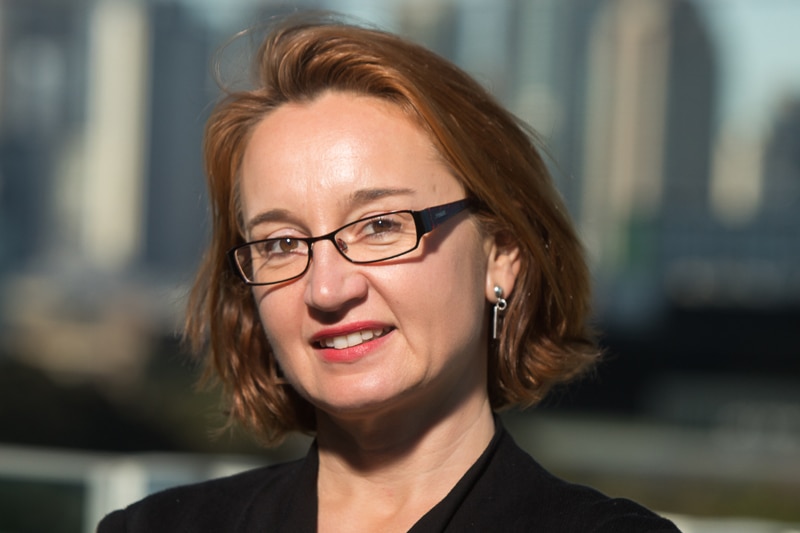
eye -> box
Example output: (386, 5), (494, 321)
(255, 237), (303, 256)
(363, 215), (402, 235)
(277, 238), (300, 253)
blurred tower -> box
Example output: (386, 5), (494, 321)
(660, 0), (715, 229)
(580, 0), (715, 319)
(81, 0), (150, 272)
(582, 0), (671, 274)
(0, 2), (87, 271)
(141, 1), (215, 278)
(656, 0), (720, 305)
(762, 99), (800, 220)
(756, 98), (800, 301)
(511, 0), (604, 215)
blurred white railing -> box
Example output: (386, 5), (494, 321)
(2, 419), (800, 533)
(0, 443), (264, 533)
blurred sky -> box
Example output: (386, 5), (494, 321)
(185, 0), (800, 141)
(696, 0), (800, 136)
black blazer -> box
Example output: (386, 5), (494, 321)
(98, 423), (680, 532)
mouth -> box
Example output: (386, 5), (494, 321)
(314, 327), (393, 350)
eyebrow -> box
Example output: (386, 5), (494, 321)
(349, 187), (415, 205)
(245, 207), (295, 234)
(245, 187), (416, 234)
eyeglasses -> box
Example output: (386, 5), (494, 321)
(228, 198), (472, 286)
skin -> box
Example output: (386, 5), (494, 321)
(240, 91), (520, 532)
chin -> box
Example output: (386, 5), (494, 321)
(311, 381), (419, 420)
(316, 390), (397, 416)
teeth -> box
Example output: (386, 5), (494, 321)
(320, 328), (387, 349)
(333, 336), (348, 349)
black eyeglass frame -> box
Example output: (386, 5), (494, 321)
(228, 198), (473, 286)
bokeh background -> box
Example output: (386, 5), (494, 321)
(1, 0), (799, 532)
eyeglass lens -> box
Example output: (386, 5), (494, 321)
(235, 211), (420, 284)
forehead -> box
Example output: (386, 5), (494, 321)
(239, 92), (462, 222)
(242, 92), (436, 174)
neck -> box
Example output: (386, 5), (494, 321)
(313, 375), (495, 532)
(315, 388), (495, 498)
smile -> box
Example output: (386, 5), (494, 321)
(316, 328), (391, 350)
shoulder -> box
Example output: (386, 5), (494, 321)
(460, 427), (681, 532)
(551, 492), (681, 533)
(96, 459), (304, 533)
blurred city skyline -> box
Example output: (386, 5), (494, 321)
(0, 0), (797, 372)
(0, 0), (798, 376)
(1, 1), (799, 530)
(696, 0), (800, 137)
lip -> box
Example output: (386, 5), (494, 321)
(311, 321), (394, 363)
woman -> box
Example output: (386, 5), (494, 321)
(99, 14), (680, 533)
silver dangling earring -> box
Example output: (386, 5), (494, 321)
(492, 285), (508, 340)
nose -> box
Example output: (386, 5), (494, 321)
(303, 238), (368, 313)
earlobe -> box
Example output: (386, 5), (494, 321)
(484, 234), (522, 302)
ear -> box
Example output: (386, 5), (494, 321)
(484, 232), (522, 302)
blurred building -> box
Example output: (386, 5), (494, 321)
(0, 0), (798, 385)
(0, 0), (226, 382)
(579, 0), (717, 323)
(762, 99), (800, 217)
(142, 2), (213, 276)
(0, 2), (88, 271)
(662, 81), (800, 308)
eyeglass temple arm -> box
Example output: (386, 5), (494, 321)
(417, 199), (472, 233)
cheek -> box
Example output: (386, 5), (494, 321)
(253, 289), (298, 353)
(256, 303), (304, 382)
(404, 235), (489, 337)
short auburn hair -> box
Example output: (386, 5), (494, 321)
(185, 13), (600, 444)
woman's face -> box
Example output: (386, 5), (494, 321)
(239, 92), (505, 420)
